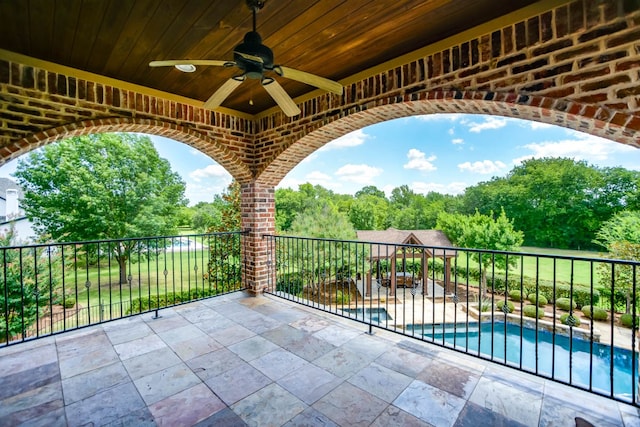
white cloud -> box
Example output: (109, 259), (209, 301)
(186, 182), (225, 204)
(458, 160), (506, 174)
(188, 164), (230, 182)
(414, 113), (461, 122)
(411, 181), (468, 195)
(277, 171), (343, 192)
(277, 177), (303, 190)
(403, 149), (437, 171)
(299, 153), (318, 164)
(189, 148), (208, 157)
(320, 129), (370, 151)
(513, 133), (638, 165)
(528, 121), (553, 130)
(335, 164), (383, 184)
(306, 171), (333, 183)
(466, 116), (508, 133)
(452, 138), (464, 145)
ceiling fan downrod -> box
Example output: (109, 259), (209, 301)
(247, 0), (265, 32)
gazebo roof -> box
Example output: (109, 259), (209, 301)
(356, 228), (457, 260)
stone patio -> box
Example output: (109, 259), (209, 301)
(0, 291), (638, 427)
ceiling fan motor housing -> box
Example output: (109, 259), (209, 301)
(234, 31), (274, 79)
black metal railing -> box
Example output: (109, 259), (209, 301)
(264, 234), (640, 406)
(0, 231), (245, 346)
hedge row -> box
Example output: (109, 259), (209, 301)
(426, 260), (599, 308)
(126, 285), (239, 314)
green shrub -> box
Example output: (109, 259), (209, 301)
(523, 304), (544, 319)
(276, 272), (304, 295)
(62, 297), (76, 309)
(126, 286), (235, 314)
(429, 260), (600, 307)
(592, 308), (608, 321)
(509, 290), (524, 301)
(479, 299), (493, 312)
(527, 293), (548, 307)
(535, 282), (598, 308)
(555, 297), (576, 311)
(581, 305), (609, 321)
(336, 290), (350, 305)
(560, 313), (581, 326)
(619, 313), (637, 328)
(496, 300), (515, 313)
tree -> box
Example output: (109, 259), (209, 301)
(286, 203), (365, 284)
(290, 203), (356, 240)
(437, 209), (524, 295)
(461, 158), (640, 250)
(206, 181), (242, 291)
(594, 210), (640, 314)
(175, 206), (194, 228)
(349, 194), (390, 230)
(14, 133), (187, 284)
(191, 202), (222, 232)
(355, 185), (386, 199)
(275, 187), (307, 231)
(0, 227), (58, 342)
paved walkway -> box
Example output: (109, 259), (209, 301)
(0, 292), (638, 426)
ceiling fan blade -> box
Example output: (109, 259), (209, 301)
(262, 79), (301, 117)
(233, 51), (264, 64)
(149, 59), (230, 67)
(204, 77), (244, 110)
(277, 66), (343, 95)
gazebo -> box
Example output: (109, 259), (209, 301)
(356, 228), (457, 297)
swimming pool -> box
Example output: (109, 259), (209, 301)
(406, 321), (637, 400)
(341, 307), (392, 323)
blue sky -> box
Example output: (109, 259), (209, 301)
(1, 114), (639, 206)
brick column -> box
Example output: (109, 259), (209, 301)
(241, 181), (275, 294)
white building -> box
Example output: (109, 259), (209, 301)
(0, 178), (35, 243)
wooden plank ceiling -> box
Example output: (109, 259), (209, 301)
(0, 0), (537, 115)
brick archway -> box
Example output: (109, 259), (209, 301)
(255, 91), (640, 186)
(10, 118), (253, 183)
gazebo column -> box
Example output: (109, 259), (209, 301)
(421, 251), (428, 296)
(445, 257), (452, 294)
(240, 181), (275, 295)
(390, 255), (396, 296)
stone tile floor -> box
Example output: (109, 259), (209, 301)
(1, 291), (638, 427)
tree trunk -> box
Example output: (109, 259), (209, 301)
(626, 291), (631, 315)
(117, 256), (128, 285)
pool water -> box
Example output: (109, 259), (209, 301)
(406, 321), (637, 399)
(341, 307), (392, 323)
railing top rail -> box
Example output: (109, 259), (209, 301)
(0, 230), (246, 251)
(263, 234), (640, 266)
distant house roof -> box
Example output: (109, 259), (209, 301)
(356, 228), (457, 259)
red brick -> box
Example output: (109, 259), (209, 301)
(562, 66), (610, 84)
(581, 75), (630, 91)
(555, 5), (569, 38)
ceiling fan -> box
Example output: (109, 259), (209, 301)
(149, 0), (343, 117)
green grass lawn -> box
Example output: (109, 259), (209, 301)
(442, 246), (611, 288)
(56, 248), (217, 309)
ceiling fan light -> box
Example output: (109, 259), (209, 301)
(175, 64), (196, 73)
